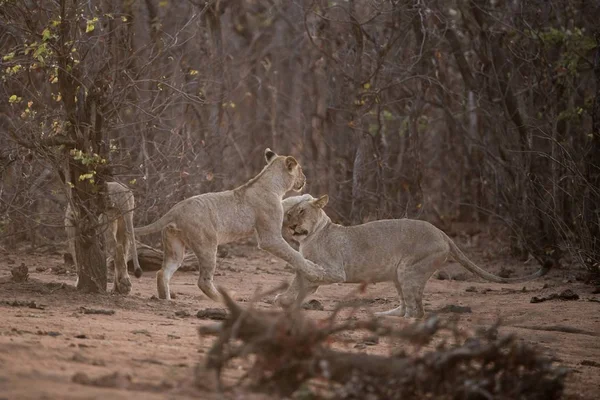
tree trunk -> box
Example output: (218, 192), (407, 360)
(56, 0), (108, 292)
(67, 170), (108, 293)
(585, 30), (600, 271)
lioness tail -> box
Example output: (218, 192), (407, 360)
(134, 215), (171, 236)
(446, 234), (551, 283)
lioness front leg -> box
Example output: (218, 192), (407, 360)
(256, 231), (325, 281)
(275, 274), (319, 307)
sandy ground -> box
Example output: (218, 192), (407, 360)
(0, 240), (599, 400)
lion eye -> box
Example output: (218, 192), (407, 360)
(299, 209), (304, 216)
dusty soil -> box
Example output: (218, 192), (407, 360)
(0, 239), (599, 400)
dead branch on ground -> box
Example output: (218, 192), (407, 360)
(197, 286), (567, 399)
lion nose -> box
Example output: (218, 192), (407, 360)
(289, 224), (297, 230)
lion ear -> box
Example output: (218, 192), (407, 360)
(285, 156), (298, 171)
(312, 194), (329, 209)
(265, 148), (277, 163)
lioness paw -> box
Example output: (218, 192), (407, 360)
(274, 293), (295, 308)
(303, 260), (327, 282)
(114, 277), (132, 295)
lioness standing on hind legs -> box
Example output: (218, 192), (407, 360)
(134, 149), (327, 301)
(66, 181), (143, 294)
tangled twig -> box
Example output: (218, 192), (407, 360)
(198, 286), (567, 399)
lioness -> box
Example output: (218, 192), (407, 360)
(66, 181), (142, 294)
(134, 149), (326, 301)
(278, 194), (550, 318)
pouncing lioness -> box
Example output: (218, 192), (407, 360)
(278, 194), (550, 318)
(134, 149), (326, 301)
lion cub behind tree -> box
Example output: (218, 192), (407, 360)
(279, 194), (550, 318)
(134, 149), (326, 301)
(65, 181), (142, 294)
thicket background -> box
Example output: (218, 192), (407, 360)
(1, 0), (599, 276)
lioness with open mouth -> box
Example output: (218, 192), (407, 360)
(278, 194), (550, 318)
(135, 149), (326, 300)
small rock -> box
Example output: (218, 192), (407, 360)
(452, 273), (469, 281)
(1, 300), (45, 310)
(362, 336), (379, 346)
(174, 310), (191, 318)
(591, 286), (600, 294)
(531, 289), (580, 304)
(7, 258), (16, 265)
(580, 360), (600, 368)
(35, 266), (48, 272)
(354, 343), (366, 350)
(217, 248), (229, 258)
(435, 271), (450, 280)
(80, 307), (115, 315)
(72, 371), (131, 388)
(438, 304), (472, 314)
(72, 353), (87, 363)
(63, 253), (74, 266)
(498, 266), (514, 278)
(465, 286), (477, 293)
(51, 265), (67, 275)
(542, 283), (550, 289)
(558, 289), (579, 300)
(75, 334), (87, 339)
(530, 296), (545, 304)
(302, 299), (324, 311)
(37, 330), (61, 337)
(196, 308), (228, 320)
(11, 263), (29, 282)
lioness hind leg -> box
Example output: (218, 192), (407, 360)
(376, 278), (405, 317)
(188, 240), (220, 302)
(400, 254), (444, 318)
(112, 216), (132, 295)
(157, 225), (185, 300)
(64, 205), (78, 285)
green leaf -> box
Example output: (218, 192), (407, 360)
(78, 173), (95, 181)
(86, 18), (98, 33)
(8, 94), (22, 104)
(42, 28), (52, 42)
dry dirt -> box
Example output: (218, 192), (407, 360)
(0, 239), (599, 400)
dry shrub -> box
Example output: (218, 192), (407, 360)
(197, 286), (567, 399)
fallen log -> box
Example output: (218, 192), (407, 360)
(121, 242), (198, 272)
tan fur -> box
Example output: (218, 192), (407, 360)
(134, 149), (326, 301)
(278, 194), (551, 318)
(65, 181), (142, 294)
